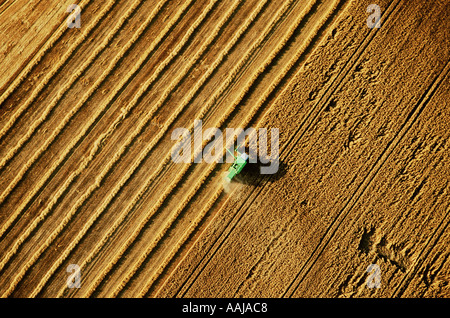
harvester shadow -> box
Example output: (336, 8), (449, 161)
(233, 158), (288, 186)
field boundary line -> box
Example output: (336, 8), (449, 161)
(0, 0), (171, 242)
(0, 0), (92, 108)
(285, 59), (450, 297)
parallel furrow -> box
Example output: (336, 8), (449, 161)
(0, 0), (182, 296)
(0, 0), (93, 136)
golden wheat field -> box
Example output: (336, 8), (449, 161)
(0, 0), (449, 298)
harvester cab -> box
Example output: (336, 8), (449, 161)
(224, 147), (249, 183)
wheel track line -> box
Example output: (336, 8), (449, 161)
(65, 0), (288, 297)
(0, 0), (185, 296)
(174, 0), (348, 297)
(0, 0), (92, 118)
(143, 188), (224, 297)
(352, 182), (449, 297)
(286, 59), (450, 297)
(0, 0), (140, 171)
(0, 0), (172, 241)
(393, 204), (450, 297)
(113, 0), (327, 297)
(26, 0), (235, 298)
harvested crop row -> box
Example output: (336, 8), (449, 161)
(0, 0), (173, 241)
(0, 0), (102, 143)
(142, 187), (224, 297)
(0, 135), (105, 275)
(0, 0), (187, 296)
(0, 0), (91, 105)
(214, 0), (446, 295)
(107, 0), (320, 297)
(0, 0), (141, 171)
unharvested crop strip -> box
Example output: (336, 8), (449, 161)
(281, 0), (417, 298)
(390, 64), (450, 297)
(24, 0), (230, 297)
(0, 0), (139, 170)
(141, 188), (223, 297)
(101, 0), (322, 297)
(0, 0), (173, 241)
(281, 0), (403, 163)
(394, 205), (450, 297)
(0, 133), (104, 275)
(0, 0), (187, 296)
(299, 61), (450, 298)
(0, 0), (93, 135)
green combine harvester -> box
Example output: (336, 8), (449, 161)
(224, 147), (249, 183)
